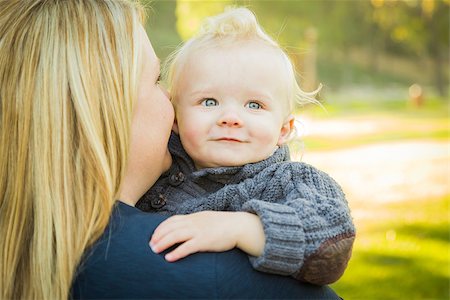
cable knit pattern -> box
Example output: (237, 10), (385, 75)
(137, 132), (356, 285)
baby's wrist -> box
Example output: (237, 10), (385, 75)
(232, 212), (265, 257)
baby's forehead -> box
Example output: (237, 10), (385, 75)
(182, 40), (288, 76)
(194, 38), (282, 58)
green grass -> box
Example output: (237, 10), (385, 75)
(331, 196), (450, 299)
(298, 97), (450, 119)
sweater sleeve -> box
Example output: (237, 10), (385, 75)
(239, 162), (355, 285)
(172, 162), (355, 285)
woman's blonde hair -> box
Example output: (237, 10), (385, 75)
(165, 7), (319, 114)
(0, 0), (144, 298)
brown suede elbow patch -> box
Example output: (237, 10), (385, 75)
(295, 233), (355, 285)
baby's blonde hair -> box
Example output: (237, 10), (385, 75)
(165, 7), (319, 115)
(0, 1), (144, 299)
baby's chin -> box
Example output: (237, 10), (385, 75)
(194, 156), (270, 170)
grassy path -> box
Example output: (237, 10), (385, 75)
(301, 140), (449, 205)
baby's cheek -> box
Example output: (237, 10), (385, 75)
(253, 126), (279, 144)
(179, 127), (203, 152)
(182, 126), (198, 141)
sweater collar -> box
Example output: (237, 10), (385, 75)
(168, 132), (290, 184)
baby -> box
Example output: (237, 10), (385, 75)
(137, 7), (355, 285)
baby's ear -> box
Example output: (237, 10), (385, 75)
(277, 115), (295, 145)
(172, 118), (179, 133)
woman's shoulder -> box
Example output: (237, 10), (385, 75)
(71, 202), (340, 299)
(112, 201), (167, 232)
(215, 249), (340, 299)
(71, 202), (217, 299)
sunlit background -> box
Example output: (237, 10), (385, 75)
(143, 1), (449, 299)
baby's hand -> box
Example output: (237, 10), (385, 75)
(149, 211), (239, 262)
(149, 211), (264, 262)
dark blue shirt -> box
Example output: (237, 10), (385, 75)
(71, 201), (340, 299)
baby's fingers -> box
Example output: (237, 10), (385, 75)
(165, 239), (201, 262)
(150, 227), (192, 254)
(150, 215), (184, 244)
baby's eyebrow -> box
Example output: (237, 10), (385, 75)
(188, 88), (213, 97)
(246, 91), (273, 100)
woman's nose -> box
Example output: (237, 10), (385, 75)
(217, 110), (243, 127)
(161, 85), (170, 99)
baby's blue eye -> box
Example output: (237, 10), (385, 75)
(201, 98), (218, 107)
(246, 101), (262, 109)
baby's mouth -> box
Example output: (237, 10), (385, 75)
(214, 137), (246, 143)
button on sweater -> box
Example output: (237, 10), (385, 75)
(137, 133), (355, 285)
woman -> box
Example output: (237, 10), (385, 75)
(0, 0), (340, 299)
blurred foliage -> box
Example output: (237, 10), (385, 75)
(142, 0), (180, 58)
(175, 0), (233, 40)
(369, 0), (449, 96)
(144, 0), (449, 99)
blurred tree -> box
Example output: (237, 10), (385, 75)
(175, 0), (232, 40)
(370, 0), (449, 96)
(240, 0), (375, 91)
(247, 0), (449, 96)
(149, 0), (448, 98)
(142, 0), (181, 59)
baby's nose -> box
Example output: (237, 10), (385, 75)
(217, 111), (243, 127)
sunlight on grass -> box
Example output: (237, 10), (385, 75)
(332, 196), (449, 299)
(296, 98), (449, 151)
(297, 97), (450, 119)
(302, 128), (448, 151)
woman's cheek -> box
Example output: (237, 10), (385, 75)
(163, 149), (172, 172)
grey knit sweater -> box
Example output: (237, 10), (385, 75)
(137, 133), (355, 285)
